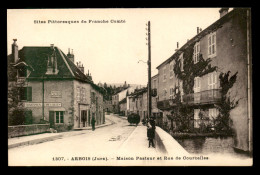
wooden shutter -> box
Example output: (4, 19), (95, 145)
(27, 87), (32, 101)
(49, 111), (55, 128)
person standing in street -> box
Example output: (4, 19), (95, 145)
(91, 116), (96, 131)
(147, 119), (155, 148)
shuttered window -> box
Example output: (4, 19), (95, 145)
(19, 87), (32, 101)
(208, 32), (217, 57)
(193, 42), (200, 63)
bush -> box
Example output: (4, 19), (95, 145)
(127, 113), (140, 126)
(8, 109), (33, 126)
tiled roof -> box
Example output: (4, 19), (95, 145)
(8, 46), (104, 93)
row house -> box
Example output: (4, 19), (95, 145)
(155, 8), (252, 153)
(8, 40), (105, 131)
(112, 86), (135, 114)
(151, 74), (163, 126)
(127, 88), (148, 121)
(126, 86), (160, 123)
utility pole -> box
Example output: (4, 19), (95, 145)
(147, 21), (152, 120)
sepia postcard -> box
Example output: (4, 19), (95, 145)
(7, 8), (253, 166)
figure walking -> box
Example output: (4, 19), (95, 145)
(147, 118), (156, 148)
(91, 116), (96, 131)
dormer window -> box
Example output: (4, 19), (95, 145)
(46, 46), (59, 75)
(18, 67), (27, 78)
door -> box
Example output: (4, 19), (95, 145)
(81, 110), (87, 127)
(49, 111), (55, 128)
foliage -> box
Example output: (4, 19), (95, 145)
(214, 71), (239, 133)
(127, 113), (140, 126)
(173, 43), (217, 94)
(8, 109), (33, 125)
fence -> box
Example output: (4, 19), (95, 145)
(8, 124), (50, 138)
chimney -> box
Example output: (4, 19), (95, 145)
(197, 27), (199, 34)
(200, 28), (202, 32)
(12, 39), (18, 63)
(175, 42), (179, 51)
(50, 44), (54, 50)
(67, 48), (74, 63)
(219, 8), (229, 18)
(77, 61), (84, 74)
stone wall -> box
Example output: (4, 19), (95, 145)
(154, 126), (189, 155)
(8, 124), (50, 138)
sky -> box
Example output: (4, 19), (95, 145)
(7, 8), (228, 85)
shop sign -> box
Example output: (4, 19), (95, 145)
(24, 102), (62, 107)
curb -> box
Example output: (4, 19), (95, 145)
(8, 134), (63, 149)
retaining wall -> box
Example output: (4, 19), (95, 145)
(8, 124), (50, 138)
(154, 126), (189, 155)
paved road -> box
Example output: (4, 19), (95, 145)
(8, 114), (137, 166)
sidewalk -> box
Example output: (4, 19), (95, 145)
(8, 118), (114, 149)
(118, 125), (162, 156)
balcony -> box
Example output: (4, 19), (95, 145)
(182, 89), (222, 105)
(157, 98), (178, 110)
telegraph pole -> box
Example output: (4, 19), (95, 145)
(147, 21), (152, 120)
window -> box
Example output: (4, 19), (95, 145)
(194, 77), (201, 93)
(194, 109), (200, 128)
(208, 32), (216, 57)
(194, 77), (201, 102)
(169, 61), (174, 79)
(193, 42), (200, 64)
(76, 87), (80, 102)
(91, 92), (96, 103)
(180, 53), (184, 71)
(19, 87), (32, 101)
(208, 72), (218, 90)
(18, 68), (27, 77)
(209, 108), (219, 119)
(180, 81), (184, 102)
(163, 67), (167, 82)
(81, 87), (86, 103)
(55, 111), (64, 123)
(169, 86), (175, 100)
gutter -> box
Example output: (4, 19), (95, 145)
(247, 9), (252, 153)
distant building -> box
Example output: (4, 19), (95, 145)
(112, 86), (135, 114)
(8, 41), (105, 131)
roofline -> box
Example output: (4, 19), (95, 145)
(151, 74), (158, 79)
(156, 8), (239, 69)
(57, 47), (75, 77)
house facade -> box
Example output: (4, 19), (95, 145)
(151, 74), (163, 126)
(8, 41), (105, 132)
(155, 8), (252, 153)
(112, 86), (135, 114)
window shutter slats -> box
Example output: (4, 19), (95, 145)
(27, 87), (32, 101)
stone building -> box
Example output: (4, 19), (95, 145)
(8, 41), (105, 131)
(155, 8), (252, 153)
(112, 86), (135, 114)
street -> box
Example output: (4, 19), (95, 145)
(8, 114), (139, 166)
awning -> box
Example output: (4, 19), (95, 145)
(49, 107), (66, 111)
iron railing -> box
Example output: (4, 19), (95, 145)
(157, 98), (178, 110)
(182, 89), (221, 105)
